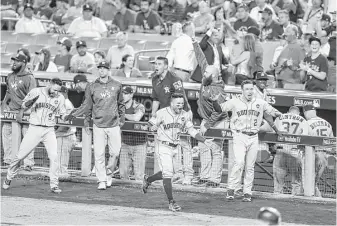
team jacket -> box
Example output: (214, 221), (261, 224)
(73, 76), (125, 128)
(23, 87), (67, 127)
(149, 107), (198, 144)
(5, 70), (36, 111)
(197, 81), (229, 129)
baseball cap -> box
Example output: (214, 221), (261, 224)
(309, 36), (321, 45)
(97, 61), (110, 69)
(247, 26), (260, 37)
(259, 7), (273, 15)
(83, 3), (93, 11)
(73, 74), (88, 84)
(35, 48), (50, 55)
(76, 40), (87, 48)
(321, 13), (331, 22)
(11, 54), (27, 63)
(237, 3), (249, 11)
(255, 71), (269, 80)
(24, 3), (34, 10)
(122, 86), (134, 94)
(303, 104), (316, 112)
(57, 37), (72, 48)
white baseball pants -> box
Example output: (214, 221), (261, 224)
(56, 134), (76, 177)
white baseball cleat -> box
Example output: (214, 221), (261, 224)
(98, 182), (106, 190)
(106, 176), (113, 188)
(51, 186), (62, 194)
(2, 178), (11, 190)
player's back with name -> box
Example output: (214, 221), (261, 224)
(307, 116), (334, 151)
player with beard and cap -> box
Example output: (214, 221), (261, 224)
(1, 54), (36, 169)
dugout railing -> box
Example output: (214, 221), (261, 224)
(1, 113), (336, 198)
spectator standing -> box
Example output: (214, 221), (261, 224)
(183, 0), (199, 21)
(250, 0), (276, 27)
(160, 0), (185, 23)
(106, 32), (135, 69)
(67, 3), (108, 38)
(70, 40), (95, 73)
(166, 22), (197, 82)
(113, 0), (137, 32)
(66, 61), (125, 190)
(260, 8), (284, 40)
(193, 1), (214, 35)
(233, 4), (259, 33)
(54, 37), (73, 72)
(15, 3), (46, 34)
(247, 26), (264, 72)
(119, 86), (147, 181)
(134, 0), (162, 33)
(34, 0), (54, 20)
(274, 24), (305, 88)
(1, 54), (36, 170)
(34, 49), (59, 73)
(130, 0), (155, 12)
(302, 0), (324, 34)
(300, 37), (329, 92)
(114, 54), (142, 77)
(55, 86), (76, 179)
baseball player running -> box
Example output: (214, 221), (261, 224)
(303, 104), (334, 197)
(3, 78), (67, 193)
(213, 80), (282, 202)
(273, 106), (309, 195)
(142, 93), (215, 212)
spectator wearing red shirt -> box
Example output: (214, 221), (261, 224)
(233, 4), (259, 33)
(134, 0), (162, 33)
(260, 7), (284, 40)
(113, 0), (137, 32)
(160, 0), (185, 22)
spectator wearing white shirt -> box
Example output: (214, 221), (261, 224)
(70, 40), (96, 73)
(15, 3), (46, 34)
(34, 48), (59, 72)
(67, 3), (108, 38)
(166, 21), (197, 82)
(106, 32), (135, 69)
(250, 0), (277, 27)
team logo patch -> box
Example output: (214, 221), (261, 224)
(164, 86), (170, 93)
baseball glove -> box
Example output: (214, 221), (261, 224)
(24, 95), (39, 108)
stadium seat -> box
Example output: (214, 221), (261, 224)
(5, 43), (23, 54)
(128, 40), (146, 51)
(1, 53), (12, 64)
(16, 33), (38, 44)
(144, 41), (170, 50)
(73, 37), (100, 49)
(1, 31), (16, 43)
(98, 38), (117, 49)
(137, 56), (152, 71)
(35, 33), (58, 46)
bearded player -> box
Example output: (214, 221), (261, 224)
(3, 78), (66, 193)
(213, 80), (282, 202)
(142, 93), (216, 211)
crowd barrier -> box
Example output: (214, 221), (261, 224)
(1, 111), (336, 198)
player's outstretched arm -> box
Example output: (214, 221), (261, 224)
(65, 84), (93, 121)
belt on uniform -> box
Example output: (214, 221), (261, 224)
(237, 130), (258, 136)
(161, 141), (179, 148)
(174, 68), (191, 73)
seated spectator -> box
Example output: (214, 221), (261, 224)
(193, 1), (214, 35)
(15, 3), (46, 34)
(250, 0), (276, 27)
(70, 40), (95, 73)
(88, 50), (107, 75)
(134, 0), (161, 33)
(51, 0), (70, 26)
(300, 36), (328, 92)
(183, 0), (199, 21)
(114, 54), (142, 77)
(1, 0), (19, 30)
(327, 56), (336, 92)
(230, 33), (256, 85)
(113, 0), (136, 32)
(160, 0), (185, 22)
(34, 48), (59, 72)
(107, 32), (135, 69)
(247, 26), (264, 72)
(98, 0), (117, 22)
(302, 0), (324, 34)
(278, 10), (302, 37)
(260, 8), (284, 40)
(17, 48), (32, 72)
(119, 86), (147, 181)
(67, 3), (108, 38)
(34, 0), (54, 20)
(275, 24), (305, 88)
(130, 0), (155, 12)
(62, 0), (83, 28)
(233, 4), (258, 33)
(54, 37), (73, 72)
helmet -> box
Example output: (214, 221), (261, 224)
(257, 207), (281, 225)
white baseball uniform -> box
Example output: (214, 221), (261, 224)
(6, 87), (67, 189)
(149, 107), (198, 178)
(219, 97), (280, 195)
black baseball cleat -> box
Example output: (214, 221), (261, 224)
(242, 193), (252, 202)
(142, 175), (150, 194)
(169, 200), (181, 212)
(226, 189), (235, 200)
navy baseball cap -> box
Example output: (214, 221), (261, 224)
(76, 40), (87, 48)
(24, 3), (34, 10)
(255, 71), (269, 80)
(11, 54), (27, 63)
(97, 61), (110, 69)
(237, 3), (249, 11)
(122, 86), (134, 94)
(73, 74), (88, 84)
(259, 7), (273, 15)
(309, 36), (321, 45)
(303, 104), (316, 112)
(83, 3), (93, 11)
(321, 13), (331, 22)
